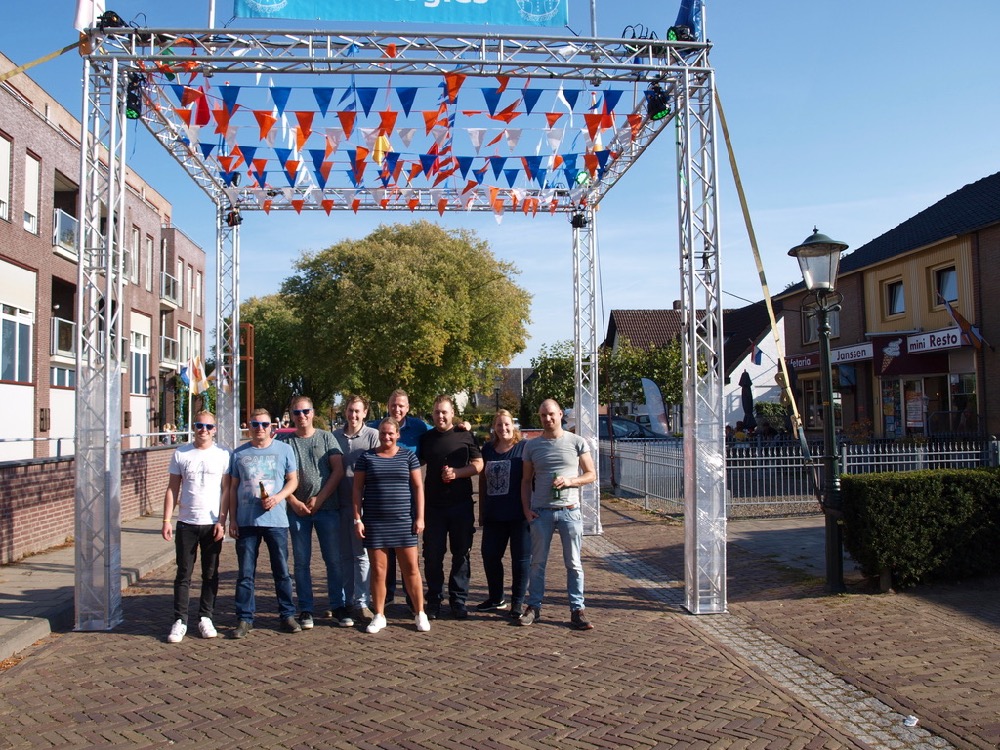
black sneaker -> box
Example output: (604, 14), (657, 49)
(517, 606), (539, 626)
(298, 612), (314, 630)
(332, 606), (355, 628)
(232, 620), (253, 639)
(426, 602), (441, 620)
(510, 603), (524, 622)
(475, 599), (507, 611)
(451, 604), (469, 620)
(281, 616), (303, 634)
(571, 608), (594, 631)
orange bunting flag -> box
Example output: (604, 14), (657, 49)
(545, 112), (564, 129)
(337, 111), (356, 139)
(355, 145), (370, 163)
(291, 199), (305, 214)
(212, 107), (233, 135)
(583, 153), (599, 174)
(488, 186), (500, 204)
(217, 155), (238, 172)
(495, 75), (510, 94)
(422, 110), (440, 135)
(443, 72), (466, 103)
(263, 199), (272, 214)
(294, 111), (314, 148)
(437, 197), (448, 215)
(490, 100), (522, 124)
(378, 110), (398, 136)
(385, 43), (397, 58)
(321, 199), (335, 215)
(584, 113), (603, 141)
(253, 110), (277, 141)
(174, 107), (192, 125)
(626, 114), (643, 141)
(407, 196), (420, 211)
(351, 197), (361, 213)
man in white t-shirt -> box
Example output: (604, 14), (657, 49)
(161, 410), (232, 643)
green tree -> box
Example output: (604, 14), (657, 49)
(281, 221), (531, 411)
(239, 295), (315, 417)
(522, 340), (575, 424)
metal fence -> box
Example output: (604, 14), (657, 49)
(600, 438), (998, 517)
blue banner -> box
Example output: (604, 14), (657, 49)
(233, 0), (568, 27)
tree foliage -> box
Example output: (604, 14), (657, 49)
(523, 337), (685, 425)
(278, 221), (531, 411)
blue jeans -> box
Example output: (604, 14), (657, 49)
(235, 526), (296, 622)
(338, 501), (370, 608)
(423, 502), (475, 607)
(526, 507), (585, 611)
(481, 518), (530, 609)
(288, 507), (344, 615)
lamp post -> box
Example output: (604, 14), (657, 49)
(494, 373), (503, 411)
(788, 228), (849, 594)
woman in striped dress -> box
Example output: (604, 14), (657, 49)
(352, 418), (429, 633)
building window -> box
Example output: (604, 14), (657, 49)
(801, 376), (841, 431)
(0, 135), (11, 222)
(23, 153), (40, 234)
(885, 279), (905, 316)
(131, 332), (149, 395)
(802, 306), (840, 345)
(129, 226), (141, 284)
(178, 324), (192, 364)
(144, 235), (153, 291)
(50, 366), (76, 388)
(1, 303), (32, 383)
(175, 258), (184, 308)
(196, 271), (203, 316)
(934, 266), (957, 305)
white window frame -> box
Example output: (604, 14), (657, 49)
(1, 303), (33, 383)
(23, 153), (40, 234)
(885, 279), (905, 317)
(0, 135), (11, 222)
(130, 331), (149, 395)
(144, 235), (153, 291)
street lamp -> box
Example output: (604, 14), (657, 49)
(789, 227), (849, 594)
(494, 373), (503, 411)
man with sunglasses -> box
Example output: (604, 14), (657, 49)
(279, 396), (347, 630)
(162, 411), (231, 643)
(228, 407), (300, 638)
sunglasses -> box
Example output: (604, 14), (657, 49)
(193, 422), (216, 431)
(249, 421), (271, 429)
(291, 408), (313, 416)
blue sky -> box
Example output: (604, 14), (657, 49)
(5, 1), (999, 367)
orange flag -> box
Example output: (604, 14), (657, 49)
(337, 111), (356, 139)
(253, 110), (277, 141)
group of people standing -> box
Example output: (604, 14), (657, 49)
(161, 391), (596, 643)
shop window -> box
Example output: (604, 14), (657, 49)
(934, 266), (957, 305)
(801, 377), (842, 430)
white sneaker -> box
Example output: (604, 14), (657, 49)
(197, 617), (218, 639)
(365, 613), (387, 634)
(167, 619), (187, 643)
(415, 611), (431, 632)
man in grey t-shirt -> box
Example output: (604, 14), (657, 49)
(518, 399), (596, 630)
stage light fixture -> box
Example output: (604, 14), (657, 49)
(125, 73), (144, 120)
(225, 208), (243, 227)
(646, 82), (670, 121)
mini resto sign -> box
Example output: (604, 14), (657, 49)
(906, 327), (963, 354)
(232, 0), (568, 27)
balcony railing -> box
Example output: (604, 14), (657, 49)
(52, 209), (79, 257)
(160, 272), (180, 306)
(50, 317), (76, 357)
(160, 335), (179, 365)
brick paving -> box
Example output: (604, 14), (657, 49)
(0, 500), (997, 748)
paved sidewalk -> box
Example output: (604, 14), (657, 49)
(0, 503), (996, 748)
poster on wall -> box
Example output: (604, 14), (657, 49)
(905, 389), (924, 428)
(232, 0), (568, 27)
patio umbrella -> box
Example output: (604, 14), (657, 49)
(739, 370), (757, 430)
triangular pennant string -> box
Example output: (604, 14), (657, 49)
(444, 73), (466, 104)
(545, 112), (564, 129)
(397, 128), (416, 148)
(396, 87), (418, 117)
(505, 129), (522, 151)
(253, 110), (277, 141)
(522, 88), (543, 115)
(312, 87), (335, 116)
(503, 169), (519, 188)
(378, 110), (398, 136)
(270, 86), (291, 117)
(294, 111), (315, 146)
(219, 85), (241, 114)
(481, 87), (503, 116)
(603, 89), (624, 115)
(337, 111), (356, 139)
(356, 87), (378, 117)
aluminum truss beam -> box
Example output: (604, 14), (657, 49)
(78, 19), (726, 616)
(215, 207), (241, 450)
(75, 57), (128, 631)
(677, 67), (726, 614)
(572, 207), (601, 535)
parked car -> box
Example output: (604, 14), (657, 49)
(599, 415), (661, 439)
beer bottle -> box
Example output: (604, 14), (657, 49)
(259, 481), (268, 500)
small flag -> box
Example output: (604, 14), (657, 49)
(940, 295), (990, 351)
(752, 346), (763, 366)
(188, 356), (210, 395)
(74, 0), (106, 31)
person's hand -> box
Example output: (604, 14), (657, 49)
(289, 497), (311, 517)
(524, 508), (539, 522)
(229, 522), (240, 539)
(441, 466), (456, 483)
(213, 522), (225, 542)
(413, 518), (425, 535)
(552, 475), (570, 489)
(161, 521), (172, 542)
(354, 520), (365, 539)
(305, 497), (318, 515)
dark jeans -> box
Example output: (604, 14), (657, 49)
(481, 518), (530, 609)
(423, 502), (475, 607)
(173, 521), (222, 623)
(235, 526), (296, 622)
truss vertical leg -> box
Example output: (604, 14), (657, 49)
(677, 67), (726, 614)
(75, 57), (127, 630)
(215, 205), (241, 450)
(572, 208), (601, 535)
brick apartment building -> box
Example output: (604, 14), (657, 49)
(0, 51), (207, 460)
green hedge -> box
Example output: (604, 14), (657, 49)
(840, 469), (1000, 588)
